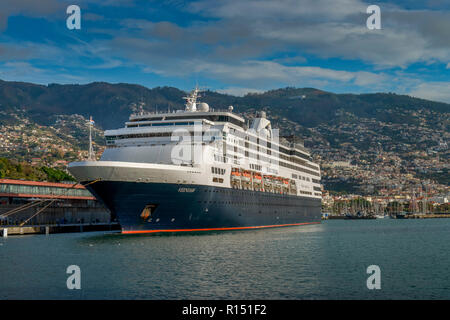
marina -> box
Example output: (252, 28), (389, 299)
(325, 213), (450, 220)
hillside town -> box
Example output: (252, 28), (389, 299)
(310, 109), (449, 215)
(0, 109), (105, 168)
(247, 107), (450, 214)
(1, 106), (448, 216)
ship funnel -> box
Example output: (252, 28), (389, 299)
(250, 111), (272, 138)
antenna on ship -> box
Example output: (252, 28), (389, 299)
(138, 102), (145, 115)
(183, 85), (201, 112)
(88, 116), (95, 161)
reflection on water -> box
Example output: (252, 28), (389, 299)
(1, 219), (449, 299)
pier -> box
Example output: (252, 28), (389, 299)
(1, 222), (120, 237)
(0, 179), (118, 236)
(402, 213), (450, 219)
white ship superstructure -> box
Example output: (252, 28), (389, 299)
(99, 88), (320, 196)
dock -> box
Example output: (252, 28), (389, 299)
(403, 213), (450, 219)
(0, 178), (119, 237)
(323, 213), (450, 220)
(1, 222), (121, 237)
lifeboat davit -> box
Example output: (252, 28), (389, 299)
(241, 171), (251, 182)
(231, 168), (241, 180)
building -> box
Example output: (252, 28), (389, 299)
(0, 179), (111, 226)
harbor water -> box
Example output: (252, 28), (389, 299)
(1, 219), (450, 299)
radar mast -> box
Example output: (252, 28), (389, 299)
(183, 86), (201, 112)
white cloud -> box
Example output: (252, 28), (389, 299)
(0, 61), (87, 84)
(182, 60), (387, 88)
(409, 82), (450, 103)
(189, 0), (367, 20)
(0, 0), (63, 30)
(2, 61), (43, 74)
(216, 87), (264, 96)
(1, 0), (448, 99)
(188, 0), (450, 68)
(88, 59), (123, 69)
(353, 71), (389, 86)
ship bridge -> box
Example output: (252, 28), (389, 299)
(102, 88), (247, 165)
(128, 87), (244, 127)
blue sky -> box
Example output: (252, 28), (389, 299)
(1, 0), (450, 102)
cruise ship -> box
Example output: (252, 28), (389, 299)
(68, 88), (322, 234)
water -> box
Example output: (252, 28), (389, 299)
(1, 219), (450, 299)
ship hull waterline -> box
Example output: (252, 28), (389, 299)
(82, 180), (322, 234)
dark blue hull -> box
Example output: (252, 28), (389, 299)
(84, 181), (322, 233)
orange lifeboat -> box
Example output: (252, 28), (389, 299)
(241, 171), (251, 182)
(231, 168), (241, 179)
(253, 173), (262, 181)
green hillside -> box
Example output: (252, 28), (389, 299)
(0, 158), (75, 182)
(0, 80), (448, 130)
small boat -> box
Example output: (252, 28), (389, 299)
(395, 212), (407, 219)
(241, 171), (251, 182)
(231, 168), (241, 180)
(253, 173), (262, 181)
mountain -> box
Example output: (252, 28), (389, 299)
(0, 80), (448, 130)
(0, 79), (448, 193)
(0, 80), (186, 129)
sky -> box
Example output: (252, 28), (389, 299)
(0, 0), (450, 102)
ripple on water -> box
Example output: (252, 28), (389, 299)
(1, 220), (450, 299)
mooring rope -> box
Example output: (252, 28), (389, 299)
(0, 199), (51, 218)
(19, 200), (57, 227)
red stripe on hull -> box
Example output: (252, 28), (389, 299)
(121, 222), (321, 234)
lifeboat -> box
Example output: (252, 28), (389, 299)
(283, 179), (290, 185)
(253, 173), (262, 181)
(231, 168), (241, 180)
(241, 171), (251, 182)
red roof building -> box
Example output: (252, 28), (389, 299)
(0, 179), (95, 200)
